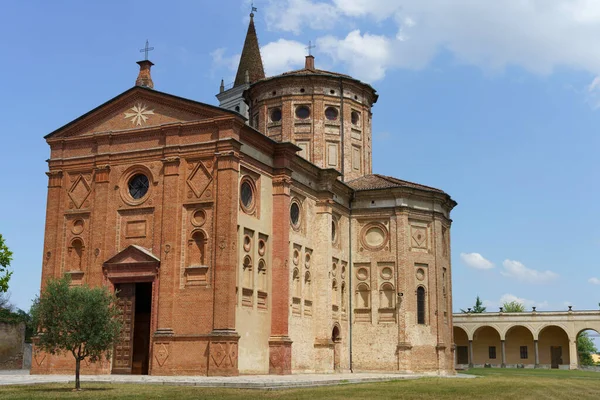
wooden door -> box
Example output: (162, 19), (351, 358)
(551, 346), (562, 369)
(457, 346), (469, 364)
(112, 283), (135, 374)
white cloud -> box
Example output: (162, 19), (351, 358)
(318, 30), (391, 81)
(483, 293), (549, 311)
(265, 0), (338, 35)
(210, 48), (240, 78)
(260, 39), (307, 76)
(460, 252), (494, 270)
(500, 259), (559, 284)
(586, 77), (600, 109)
(264, 0), (600, 85)
(589, 277), (600, 285)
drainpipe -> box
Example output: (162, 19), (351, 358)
(339, 78), (345, 181)
(348, 190), (354, 372)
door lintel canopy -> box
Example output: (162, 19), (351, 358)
(103, 245), (160, 283)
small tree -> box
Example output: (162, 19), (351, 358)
(31, 276), (122, 390)
(461, 295), (487, 313)
(577, 331), (598, 366)
(502, 300), (525, 312)
(0, 234), (13, 293)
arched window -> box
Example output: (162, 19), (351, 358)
(304, 271), (311, 299)
(69, 238), (84, 271)
(292, 268), (301, 298)
(258, 259), (267, 292)
(380, 283), (395, 309)
(341, 282), (346, 312)
(189, 231), (206, 266)
(243, 256), (253, 289)
(331, 279), (338, 306)
(357, 283), (370, 308)
(417, 286), (426, 324)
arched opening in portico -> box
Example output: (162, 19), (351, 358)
(472, 326), (501, 366)
(576, 328), (600, 368)
(453, 326), (469, 365)
(538, 325), (570, 368)
(505, 325), (535, 366)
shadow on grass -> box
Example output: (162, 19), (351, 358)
(30, 387), (113, 393)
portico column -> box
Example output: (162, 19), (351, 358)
(468, 340), (474, 368)
(534, 340), (539, 367)
(501, 340), (506, 367)
(569, 339), (578, 370)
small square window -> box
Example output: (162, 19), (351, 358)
(520, 346), (528, 359)
(489, 346), (496, 359)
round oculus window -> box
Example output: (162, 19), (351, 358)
(325, 107), (339, 121)
(240, 180), (254, 210)
(270, 108), (282, 122)
(295, 106), (310, 119)
(351, 111), (360, 125)
(128, 174), (149, 200)
(290, 202), (300, 227)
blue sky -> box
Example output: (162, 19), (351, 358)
(2, 0), (600, 325)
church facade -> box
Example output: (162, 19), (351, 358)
(32, 14), (457, 376)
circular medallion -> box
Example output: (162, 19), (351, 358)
(191, 209), (206, 227)
(72, 219), (84, 235)
(360, 222), (389, 251)
(293, 249), (300, 265)
(357, 267), (368, 281)
(381, 267), (393, 280)
(243, 235), (251, 252)
(416, 268), (425, 281)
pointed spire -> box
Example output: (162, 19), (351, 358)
(135, 60), (154, 89)
(234, 12), (265, 87)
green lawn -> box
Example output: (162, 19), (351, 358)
(2, 369), (600, 399)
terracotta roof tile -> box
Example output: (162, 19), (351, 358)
(347, 174), (446, 194)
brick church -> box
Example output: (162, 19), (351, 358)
(32, 13), (457, 376)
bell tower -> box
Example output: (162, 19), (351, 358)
(216, 11), (265, 118)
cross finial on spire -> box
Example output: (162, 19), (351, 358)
(250, 2), (257, 17)
(139, 40), (154, 61)
(306, 40), (316, 56)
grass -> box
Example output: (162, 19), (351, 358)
(1, 368), (600, 399)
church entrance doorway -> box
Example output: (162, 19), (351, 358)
(332, 325), (341, 372)
(112, 282), (153, 375)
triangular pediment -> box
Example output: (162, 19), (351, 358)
(46, 86), (242, 139)
(104, 245), (160, 265)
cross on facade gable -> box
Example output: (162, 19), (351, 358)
(306, 41), (316, 56)
(140, 40), (154, 60)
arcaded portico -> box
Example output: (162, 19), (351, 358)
(453, 310), (600, 369)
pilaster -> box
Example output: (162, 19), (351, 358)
(91, 165), (110, 285)
(209, 143), (241, 376)
(156, 156), (180, 336)
(269, 173), (293, 374)
(312, 196), (335, 371)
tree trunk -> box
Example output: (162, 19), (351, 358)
(75, 357), (81, 390)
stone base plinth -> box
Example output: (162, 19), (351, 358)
(269, 336), (293, 375)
